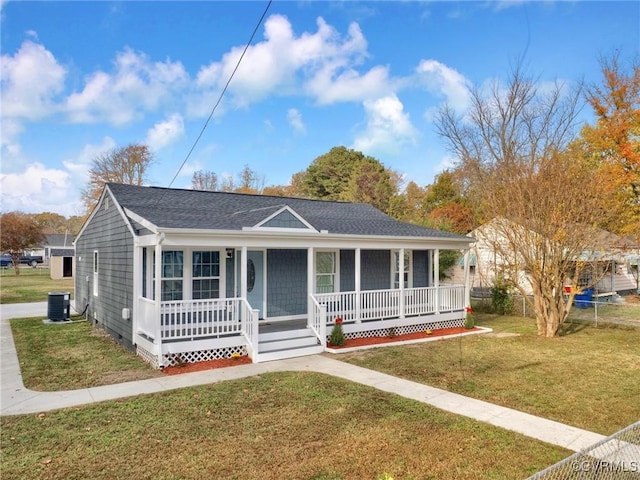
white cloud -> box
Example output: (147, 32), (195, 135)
(287, 108), (305, 135)
(416, 59), (471, 113)
(65, 48), (188, 125)
(145, 113), (185, 152)
(306, 64), (393, 105)
(352, 94), (419, 155)
(0, 40), (66, 120)
(0, 137), (116, 215)
(433, 155), (457, 174)
(0, 162), (82, 215)
(193, 14), (385, 109)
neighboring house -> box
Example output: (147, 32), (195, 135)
(43, 234), (76, 279)
(447, 219), (640, 298)
(74, 183), (475, 368)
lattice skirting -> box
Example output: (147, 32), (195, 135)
(136, 344), (159, 369)
(337, 318), (465, 341)
(163, 345), (248, 367)
(136, 343), (248, 369)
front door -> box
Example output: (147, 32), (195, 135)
(246, 250), (265, 319)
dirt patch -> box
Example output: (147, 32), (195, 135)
(163, 355), (252, 375)
(484, 332), (521, 338)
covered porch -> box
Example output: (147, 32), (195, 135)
(129, 215), (474, 366)
(135, 285), (467, 366)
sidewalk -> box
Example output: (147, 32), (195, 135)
(1, 302), (605, 452)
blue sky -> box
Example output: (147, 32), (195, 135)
(1, 1), (639, 217)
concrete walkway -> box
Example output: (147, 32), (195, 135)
(1, 302), (605, 452)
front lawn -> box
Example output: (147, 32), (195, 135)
(0, 372), (568, 480)
(337, 315), (640, 435)
(10, 317), (162, 390)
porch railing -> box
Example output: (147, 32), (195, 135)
(160, 298), (242, 340)
(239, 299), (259, 361)
(137, 297), (157, 338)
(315, 285), (465, 324)
(309, 296), (327, 347)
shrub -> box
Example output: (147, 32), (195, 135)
(491, 279), (514, 315)
(329, 317), (345, 346)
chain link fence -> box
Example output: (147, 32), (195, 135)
(471, 292), (640, 328)
(527, 421), (640, 479)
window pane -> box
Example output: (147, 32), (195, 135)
(317, 252), (335, 274)
(193, 279), (219, 299)
(162, 280), (183, 301)
(192, 251), (219, 278)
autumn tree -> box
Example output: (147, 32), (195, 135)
(422, 171), (475, 234)
(82, 144), (153, 213)
(436, 64), (617, 337)
(191, 170), (218, 191)
(297, 146), (400, 213)
(33, 212), (69, 233)
(0, 212), (45, 275)
(581, 53), (640, 237)
(388, 181), (428, 223)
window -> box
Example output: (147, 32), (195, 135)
(316, 251), (337, 294)
(192, 251), (220, 299)
(161, 251), (183, 301)
(393, 250), (412, 289)
(92, 251), (99, 297)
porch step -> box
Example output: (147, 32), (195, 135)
(258, 345), (325, 363)
(258, 328), (324, 362)
(258, 328), (319, 352)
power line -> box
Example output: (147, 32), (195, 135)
(165, 0), (272, 190)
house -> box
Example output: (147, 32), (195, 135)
(44, 233), (76, 279)
(74, 183), (475, 368)
(447, 219), (640, 299)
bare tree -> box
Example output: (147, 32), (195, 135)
(82, 144), (153, 213)
(191, 170), (218, 191)
(436, 65), (617, 337)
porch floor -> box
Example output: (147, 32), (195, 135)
(259, 319), (308, 334)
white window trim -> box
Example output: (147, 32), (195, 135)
(391, 250), (412, 289)
(152, 248), (226, 302)
(315, 249), (340, 294)
(92, 250), (99, 297)
(191, 250), (223, 300)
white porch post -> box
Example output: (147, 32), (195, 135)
(399, 248), (405, 318)
(434, 249), (440, 314)
(240, 246), (248, 299)
(463, 249), (471, 308)
(154, 236), (163, 367)
(307, 247), (314, 328)
(355, 248), (361, 323)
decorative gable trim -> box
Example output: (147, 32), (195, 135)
(244, 206), (318, 233)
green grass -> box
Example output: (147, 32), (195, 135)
(337, 315), (640, 435)
(0, 268), (74, 304)
(10, 317), (162, 390)
(0, 372), (569, 480)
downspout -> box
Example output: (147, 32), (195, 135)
(154, 232), (165, 368)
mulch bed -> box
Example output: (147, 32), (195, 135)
(328, 326), (481, 349)
(162, 327), (481, 374)
(163, 355), (252, 375)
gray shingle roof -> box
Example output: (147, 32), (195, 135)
(107, 183), (467, 240)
